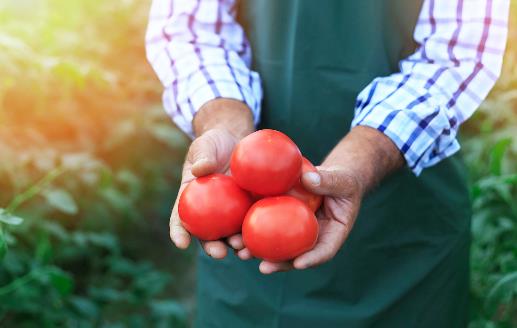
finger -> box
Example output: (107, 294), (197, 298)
(237, 248), (253, 260)
(169, 195), (191, 249)
(293, 220), (348, 269)
(259, 261), (294, 274)
(201, 240), (228, 259)
(169, 214), (191, 249)
(227, 234), (244, 250)
(301, 167), (360, 197)
(188, 136), (218, 177)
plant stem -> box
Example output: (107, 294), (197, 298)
(0, 269), (47, 296)
(5, 167), (64, 213)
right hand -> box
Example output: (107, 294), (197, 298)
(169, 128), (247, 259)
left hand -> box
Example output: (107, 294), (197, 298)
(255, 166), (365, 274)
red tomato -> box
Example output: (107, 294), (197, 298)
(242, 196), (319, 262)
(286, 157), (323, 212)
(230, 129), (302, 196)
(179, 174), (252, 241)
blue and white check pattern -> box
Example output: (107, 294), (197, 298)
(146, 0), (509, 175)
(146, 0), (262, 138)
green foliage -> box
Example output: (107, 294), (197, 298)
(463, 4), (517, 327)
(0, 0), (192, 326)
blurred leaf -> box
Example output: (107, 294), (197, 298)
(6, 168), (64, 213)
(69, 296), (99, 319)
(133, 270), (170, 298)
(52, 60), (87, 89)
(61, 152), (102, 171)
(148, 124), (187, 149)
(86, 232), (118, 251)
(48, 268), (74, 297)
(116, 169), (141, 199)
(489, 138), (512, 176)
(151, 300), (186, 320)
(0, 34), (31, 52)
(43, 188), (78, 215)
(40, 221), (69, 241)
(0, 228), (6, 260)
(109, 257), (141, 275)
(0, 208), (24, 225)
(71, 232), (88, 247)
(89, 287), (128, 303)
(104, 120), (136, 150)
(100, 187), (132, 213)
(485, 271), (517, 315)
(35, 234), (52, 264)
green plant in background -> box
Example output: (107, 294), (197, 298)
(463, 3), (517, 327)
(0, 0), (193, 326)
(0, 168), (183, 326)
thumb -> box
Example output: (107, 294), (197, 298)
(301, 167), (360, 197)
(188, 135), (218, 177)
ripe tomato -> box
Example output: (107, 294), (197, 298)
(230, 129), (302, 196)
(286, 157), (322, 212)
(179, 174), (252, 241)
(242, 196), (319, 262)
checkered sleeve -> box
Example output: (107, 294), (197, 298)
(352, 0), (509, 175)
(145, 0), (262, 138)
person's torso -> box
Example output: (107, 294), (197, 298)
(239, 0), (423, 162)
(195, 2), (472, 327)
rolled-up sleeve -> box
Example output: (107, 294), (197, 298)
(352, 0), (509, 175)
(146, 0), (262, 138)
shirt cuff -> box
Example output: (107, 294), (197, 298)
(351, 107), (460, 176)
(164, 70), (262, 139)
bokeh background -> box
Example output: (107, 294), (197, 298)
(0, 0), (515, 327)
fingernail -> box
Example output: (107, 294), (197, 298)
(295, 261), (307, 270)
(304, 172), (321, 186)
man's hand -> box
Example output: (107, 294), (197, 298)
(169, 98), (254, 259)
(253, 126), (405, 274)
(257, 166), (364, 273)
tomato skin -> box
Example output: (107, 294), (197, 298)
(242, 196), (319, 262)
(286, 157), (323, 212)
(230, 129), (302, 196)
(178, 174), (252, 241)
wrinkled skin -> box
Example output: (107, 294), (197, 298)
(168, 99), (404, 273)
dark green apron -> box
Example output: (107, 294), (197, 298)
(196, 1), (472, 327)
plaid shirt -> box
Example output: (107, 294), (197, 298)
(146, 0), (509, 175)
